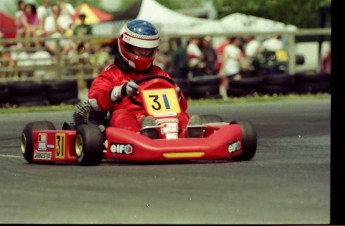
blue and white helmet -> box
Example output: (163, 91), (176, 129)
(118, 19), (160, 71)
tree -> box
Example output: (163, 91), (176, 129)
(213, 0), (331, 28)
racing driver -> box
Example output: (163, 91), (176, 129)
(88, 19), (200, 139)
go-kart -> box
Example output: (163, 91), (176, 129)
(21, 75), (257, 165)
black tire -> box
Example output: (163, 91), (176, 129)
(0, 84), (10, 103)
(86, 78), (94, 89)
(8, 82), (45, 96)
(44, 80), (78, 92)
(189, 85), (219, 99)
(227, 87), (252, 97)
(295, 81), (331, 94)
(230, 120), (257, 161)
(172, 77), (189, 88)
(229, 76), (263, 88)
(260, 84), (295, 95)
(75, 124), (104, 166)
(21, 121), (56, 164)
(189, 75), (221, 86)
(294, 71), (330, 82)
(180, 86), (190, 98)
(46, 90), (79, 105)
(263, 73), (295, 86)
(199, 114), (224, 123)
(11, 95), (48, 107)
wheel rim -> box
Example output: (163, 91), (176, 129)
(21, 133), (27, 154)
(75, 135), (83, 157)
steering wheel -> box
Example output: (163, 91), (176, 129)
(129, 75), (179, 106)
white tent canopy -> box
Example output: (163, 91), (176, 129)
(92, 1), (297, 37)
(136, 0), (207, 35)
(179, 13), (297, 36)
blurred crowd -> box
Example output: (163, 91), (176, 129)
(0, 0), (331, 81)
(0, 0), (112, 79)
(163, 34), (286, 79)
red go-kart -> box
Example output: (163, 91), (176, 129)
(21, 75), (257, 165)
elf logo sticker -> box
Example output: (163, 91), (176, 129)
(110, 143), (134, 155)
(228, 141), (241, 154)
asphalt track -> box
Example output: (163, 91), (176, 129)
(0, 98), (330, 224)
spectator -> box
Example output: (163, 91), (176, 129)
(37, 0), (52, 31)
(245, 35), (262, 76)
(219, 37), (249, 98)
(215, 38), (231, 73)
(22, 3), (40, 48)
(43, 4), (74, 57)
(245, 36), (261, 62)
(168, 38), (188, 78)
(200, 36), (217, 75)
(262, 34), (284, 52)
(14, 0), (26, 40)
(72, 12), (93, 65)
(321, 45), (331, 73)
(186, 38), (205, 77)
(58, 0), (75, 25)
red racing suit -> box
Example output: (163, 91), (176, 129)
(88, 63), (190, 134)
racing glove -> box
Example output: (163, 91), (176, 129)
(111, 81), (138, 102)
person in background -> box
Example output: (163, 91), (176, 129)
(37, 0), (52, 32)
(215, 37), (231, 73)
(219, 37), (249, 98)
(245, 35), (262, 76)
(21, 3), (40, 48)
(43, 4), (73, 56)
(14, 0), (26, 40)
(88, 19), (201, 139)
(186, 38), (205, 77)
(168, 38), (188, 78)
(200, 36), (218, 75)
(261, 34), (283, 53)
(58, 0), (75, 25)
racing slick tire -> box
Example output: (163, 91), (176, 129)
(75, 124), (104, 166)
(21, 121), (56, 164)
(230, 120), (257, 161)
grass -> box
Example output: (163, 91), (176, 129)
(0, 93), (330, 114)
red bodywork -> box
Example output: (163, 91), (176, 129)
(30, 124), (243, 163)
(29, 76), (245, 163)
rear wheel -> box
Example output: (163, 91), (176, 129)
(21, 121), (56, 163)
(230, 120), (257, 161)
(75, 124), (104, 165)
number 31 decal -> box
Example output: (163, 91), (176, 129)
(149, 94), (170, 110)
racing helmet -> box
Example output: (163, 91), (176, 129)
(118, 19), (160, 71)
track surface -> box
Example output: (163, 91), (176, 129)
(0, 99), (330, 224)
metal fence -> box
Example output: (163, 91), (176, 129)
(0, 28), (331, 84)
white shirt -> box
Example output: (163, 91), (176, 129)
(223, 44), (242, 76)
(44, 15), (71, 46)
(37, 6), (52, 20)
(44, 15), (71, 33)
(60, 3), (75, 18)
(262, 38), (283, 52)
(187, 42), (202, 67)
(245, 39), (261, 58)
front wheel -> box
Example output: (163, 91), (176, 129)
(75, 124), (104, 165)
(21, 121), (56, 163)
(230, 120), (257, 161)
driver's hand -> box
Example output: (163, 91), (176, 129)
(111, 81), (138, 102)
(121, 81), (138, 97)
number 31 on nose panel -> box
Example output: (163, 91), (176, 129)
(142, 88), (181, 116)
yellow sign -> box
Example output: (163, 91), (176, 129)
(142, 88), (181, 116)
(55, 133), (66, 159)
(275, 50), (288, 62)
